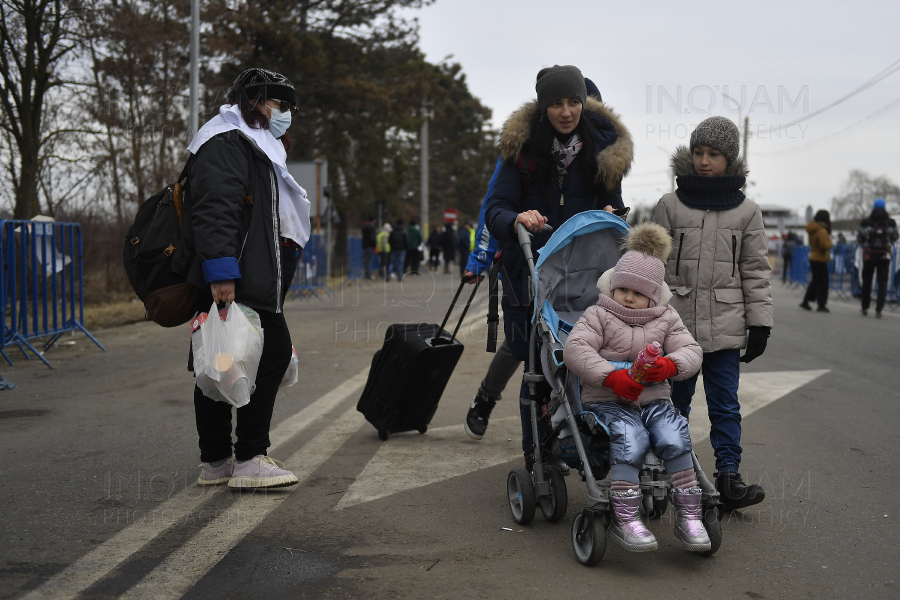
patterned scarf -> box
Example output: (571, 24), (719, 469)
(552, 134), (582, 189)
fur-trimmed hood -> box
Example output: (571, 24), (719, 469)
(497, 97), (633, 191)
(671, 144), (748, 178)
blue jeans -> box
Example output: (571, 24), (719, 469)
(390, 250), (406, 279)
(671, 349), (742, 474)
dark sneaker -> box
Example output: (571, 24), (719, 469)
(715, 471), (765, 511)
(861, 308), (868, 316)
(464, 392), (497, 440)
(816, 306), (830, 313)
(876, 311), (883, 319)
(799, 302), (812, 311)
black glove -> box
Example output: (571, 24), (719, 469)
(740, 326), (770, 363)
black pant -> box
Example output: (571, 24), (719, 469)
(193, 247), (299, 462)
(861, 259), (890, 313)
(803, 260), (830, 308)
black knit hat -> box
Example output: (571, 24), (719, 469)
(227, 68), (296, 107)
(535, 65), (586, 113)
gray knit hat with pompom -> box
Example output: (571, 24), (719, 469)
(690, 116), (740, 164)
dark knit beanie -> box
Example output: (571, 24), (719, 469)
(535, 65), (586, 113)
(227, 68), (296, 107)
(584, 77), (602, 102)
(690, 116), (740, 164)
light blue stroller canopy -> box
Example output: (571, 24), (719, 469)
(533, 211), (630, 346)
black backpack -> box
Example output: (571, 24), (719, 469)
(867, 223), (891, 256)
(123, 160), (203, 327)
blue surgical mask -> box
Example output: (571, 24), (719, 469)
(268, 108), (292, 138)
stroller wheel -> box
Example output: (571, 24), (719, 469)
(539, 465), (568, 523)
(507, 468), (536, 525)
(571, 511), (605, 566)
(700, 506), (723, 557)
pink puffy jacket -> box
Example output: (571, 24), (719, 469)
(563, 269), (702, 407)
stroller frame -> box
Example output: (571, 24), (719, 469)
(505, 216), (723, 564)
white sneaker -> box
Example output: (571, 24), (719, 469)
(228, 455), (299, 489)
(197, 457), (234, 486)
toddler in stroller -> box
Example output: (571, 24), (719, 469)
(505, 213), (722, 565)
(564, 221), (708, 553)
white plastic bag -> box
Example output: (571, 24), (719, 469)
(192, 302), (264, 408)
(280, 346), (299, 388)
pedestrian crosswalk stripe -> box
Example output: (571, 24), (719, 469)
(336, 369), (830, 509)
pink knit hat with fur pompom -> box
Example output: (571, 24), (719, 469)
(609, 222), (672, 307)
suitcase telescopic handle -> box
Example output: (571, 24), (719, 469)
(437, 274), (482, 341)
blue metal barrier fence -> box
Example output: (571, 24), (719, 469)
(345, 236), (379, 283)
(288, 234), (334, 300)
(0, 220), (106, 368)
(788, 243), (900, 310)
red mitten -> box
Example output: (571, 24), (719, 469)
(643, 357), (678, 383)
(603, 369), (644, 402)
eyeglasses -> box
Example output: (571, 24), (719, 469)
(269, 98), (298, 115)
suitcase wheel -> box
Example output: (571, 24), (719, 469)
(418, 425), (427, 434)
(378, 429), (389, 441)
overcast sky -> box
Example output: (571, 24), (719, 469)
(401, 0), (900, 216)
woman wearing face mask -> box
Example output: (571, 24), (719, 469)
(175, 68), (311, 489)
(483, 64), (633, 469)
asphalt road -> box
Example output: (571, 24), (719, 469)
(1, 272), (898, 600)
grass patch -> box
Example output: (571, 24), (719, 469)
(83, 299), (147, 330)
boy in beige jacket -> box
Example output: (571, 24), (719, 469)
(652, 116), (774, 511)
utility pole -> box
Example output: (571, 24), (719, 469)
(189, 0), (199, 139)
(420, 100), (434, 238)
(743, 115), (749, 166)
(742, 115), (750, 191)
(315, 159), (322, 235)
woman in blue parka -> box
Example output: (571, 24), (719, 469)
(484, 65), (633, 467)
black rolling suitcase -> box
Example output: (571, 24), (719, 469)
(357, 278), (480, 440)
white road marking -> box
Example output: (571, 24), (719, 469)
(336, 417), (522, 510)
(337, 370), (830, 509)
(21, 372), (369, 600)
(23, 306), (489, 600)
(688, 369), (830, 443)
(119, 409), (367, 600)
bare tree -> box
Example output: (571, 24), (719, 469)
(0, 0), (86, 218)
(831, 169), (900, 220)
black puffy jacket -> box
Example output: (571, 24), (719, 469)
(484, 98), (633, 358)
(173, 130), (286, 314)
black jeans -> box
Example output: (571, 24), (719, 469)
(193, 246), (299, 462)
(803, 260), (830, 308)
(861, 259), (890, 313)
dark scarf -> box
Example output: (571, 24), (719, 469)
(675, 174), (746, 210)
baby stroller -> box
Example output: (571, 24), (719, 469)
(504, 211), (723, 564)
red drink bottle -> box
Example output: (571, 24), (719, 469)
(629, 341), (661, 383)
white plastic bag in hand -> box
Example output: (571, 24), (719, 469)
(194, 302), (264, 407)
(280, 346), (299, 388)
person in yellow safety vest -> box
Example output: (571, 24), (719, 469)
(457, 221), (475, 277)
(376, 223), (392, 280)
